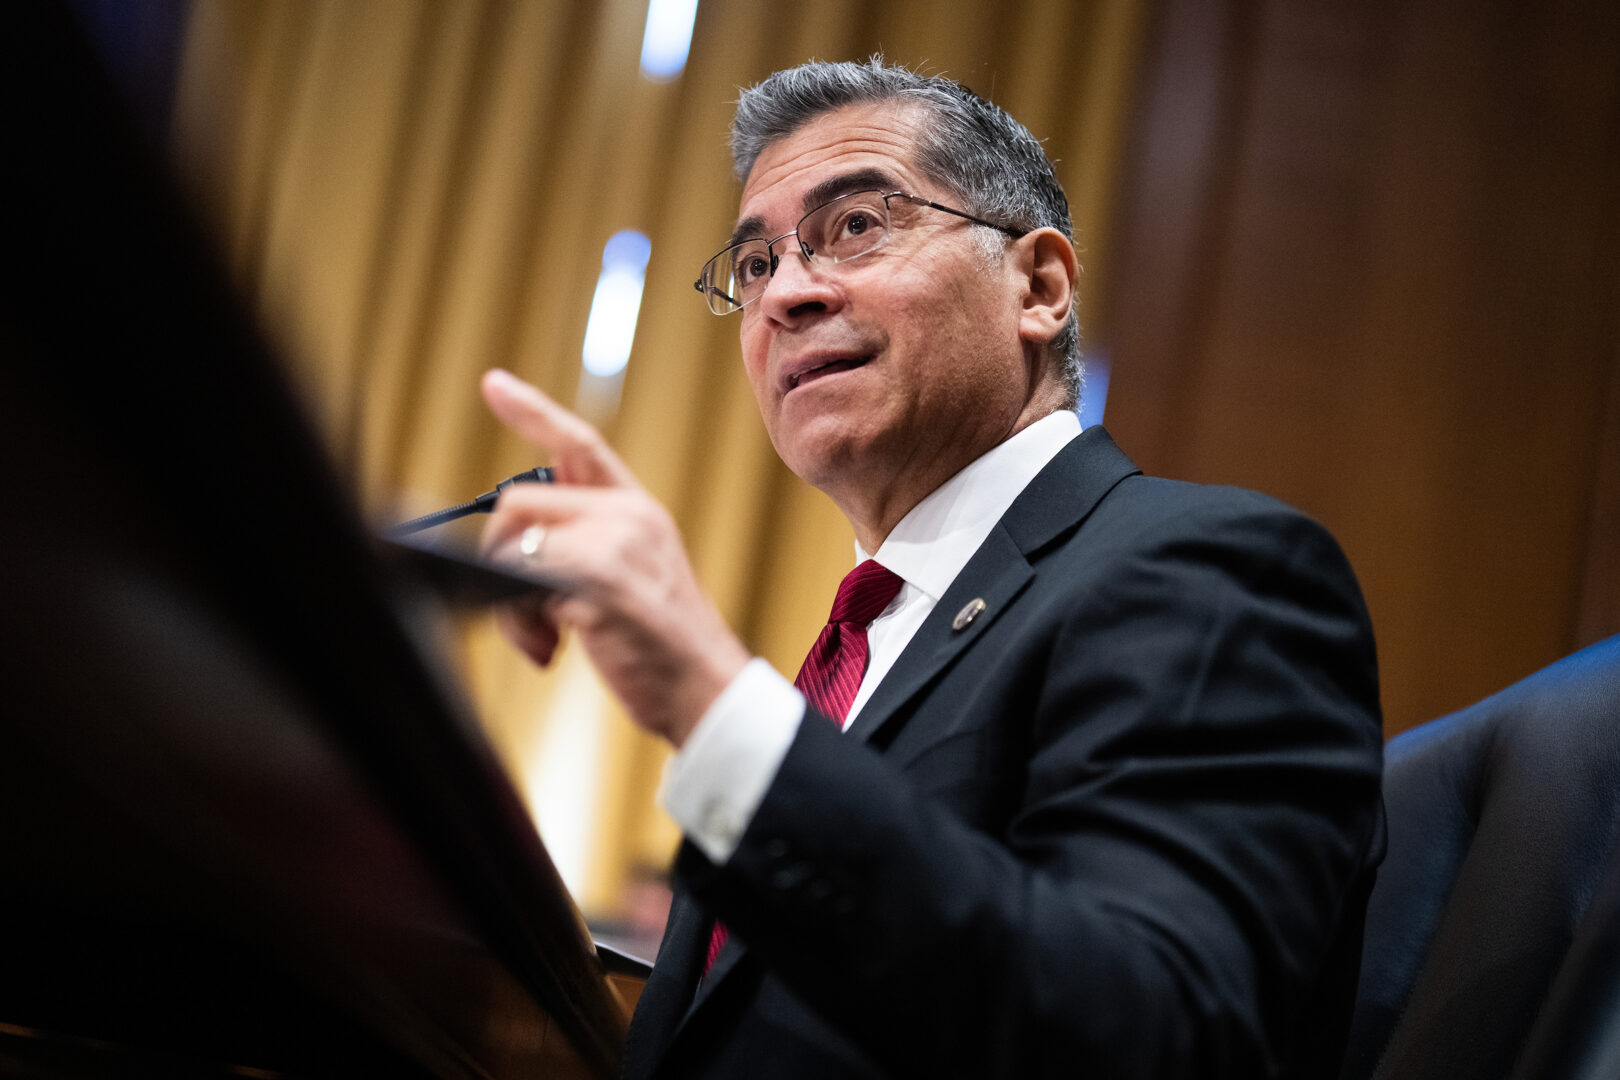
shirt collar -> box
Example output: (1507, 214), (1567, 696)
(858, 410), (1082, 600)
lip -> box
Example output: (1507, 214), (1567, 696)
(778, 351), (873, 395)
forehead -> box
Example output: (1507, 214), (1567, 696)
(736, 101), (931, 231)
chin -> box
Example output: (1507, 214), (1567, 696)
(780, 446), (845, 490)
(785, 430), (904, 502)
(776, 430), (861, 490)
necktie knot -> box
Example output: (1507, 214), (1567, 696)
(795, 559), (905, 727)
(828, 560), (905, 626)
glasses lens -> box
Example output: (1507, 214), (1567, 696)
(700, 240), (773, 314)
(698, 192), (895, 315)
(800, 191), (891, 265)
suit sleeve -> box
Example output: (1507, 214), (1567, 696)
(674, 495), (1384, 1079)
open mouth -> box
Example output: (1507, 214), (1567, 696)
(787, 354), (871, 391)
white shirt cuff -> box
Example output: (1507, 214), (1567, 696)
(660, 657), (806, 864)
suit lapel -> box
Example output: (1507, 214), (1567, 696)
(846, 525), (1032, 744)
(623, 886), (710, 1077)
(636, 856), (763, 1066)
(684, 923), (745, 1017)
(848, 426), (1140, 747)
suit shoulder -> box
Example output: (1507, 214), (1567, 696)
(1086, 473), (1346, 560)
(1107, 472), (1307, 520)
(1042, 472), (1382, 730)
(1048, 473), (1375, 647)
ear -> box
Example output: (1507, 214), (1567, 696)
(1014, 228), (1078, 353)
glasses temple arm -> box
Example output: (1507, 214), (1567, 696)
(906, 195), (1027, 238)
(694, 278), (742, 309)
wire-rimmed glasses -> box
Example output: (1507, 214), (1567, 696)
(694, 189), (1026, 316)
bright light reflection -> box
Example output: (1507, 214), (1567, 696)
(523, 650), (607, 904)
(640, 0), (699, 81)
(581, 230), (651, 378)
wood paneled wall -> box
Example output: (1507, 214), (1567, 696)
(1098, 0), (1620, 735)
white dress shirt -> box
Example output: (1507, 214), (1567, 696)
(661, 409), (1082, 863)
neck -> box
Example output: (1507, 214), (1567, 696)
(836, 395), (1064, 553)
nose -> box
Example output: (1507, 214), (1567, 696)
(756, 246), (842, 328)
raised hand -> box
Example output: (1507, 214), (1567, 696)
(479, 369), (749, 747)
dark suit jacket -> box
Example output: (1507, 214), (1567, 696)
(623, 427), (1385, 1079)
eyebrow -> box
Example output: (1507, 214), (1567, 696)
(727, 166), (903, 249)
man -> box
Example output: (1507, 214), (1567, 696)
(481, 59), (1383, 1079)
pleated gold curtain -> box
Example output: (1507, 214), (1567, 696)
(168, 0), (1148, 915)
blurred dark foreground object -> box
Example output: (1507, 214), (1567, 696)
(1342, 633), (1620, 1080)
(0, 5), (634, 1077)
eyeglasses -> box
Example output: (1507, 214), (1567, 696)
(694, 189), (1026, 316)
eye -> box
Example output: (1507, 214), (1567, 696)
(733, 249), (772, 286)
(820, 200), (889, 256)
(833, 207), (886, 243)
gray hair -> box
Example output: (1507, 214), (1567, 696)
(731, 57), (1082, 407)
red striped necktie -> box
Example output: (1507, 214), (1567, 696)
(794, 559), (908, 724)
(704, 559), (906, 974)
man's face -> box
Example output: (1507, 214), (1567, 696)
(735, 102), (1040, 511)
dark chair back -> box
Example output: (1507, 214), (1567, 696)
(1341, 634), (1620, 1080)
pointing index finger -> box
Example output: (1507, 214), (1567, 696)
(482, 369), (637, 488)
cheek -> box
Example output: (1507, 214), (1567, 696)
(739, 330), (786, 436)
(890, 268), (1021, 406)
(885, 274), (991, 369)
(889, 249), (990, 331)
(739, 327), (769, 393)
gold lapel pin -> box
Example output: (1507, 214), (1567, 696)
(952, 597), (987, 631)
